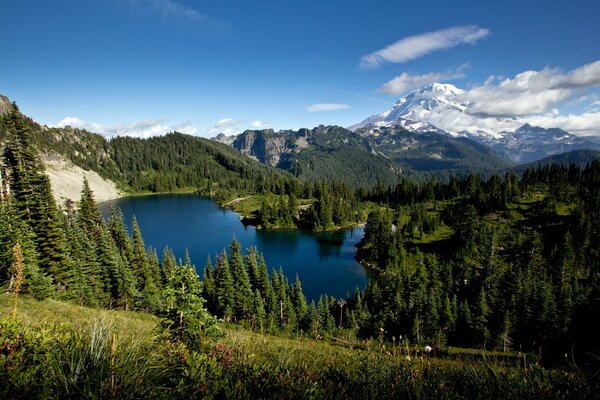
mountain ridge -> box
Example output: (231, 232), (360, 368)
(350, 82), (600, 163)
(216, 123), (512, 186)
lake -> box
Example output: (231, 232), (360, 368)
(100, 194), (367, 301)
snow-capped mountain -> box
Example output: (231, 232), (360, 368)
(484, 124), (599, 164)
(351, 82), (599, 163)
(350, 82), (522, 139)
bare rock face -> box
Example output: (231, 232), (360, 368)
(0, 95), (12, 116)
(232, 129), (294, 166)
(41, 152), (124, 205)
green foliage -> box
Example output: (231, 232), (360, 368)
(354, 159), (600, 365)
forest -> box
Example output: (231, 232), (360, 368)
(0, 106), (599, 397)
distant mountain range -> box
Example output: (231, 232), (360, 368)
(213, 83), (600, 182)
(2, 89), (599, 193)
(215, 124), (511, 187)
(350, 83), (600, 164)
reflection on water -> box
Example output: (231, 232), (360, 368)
(255, 229), (300, 257)
(100, 194), (367, 300)
(315, 230), (346, 259)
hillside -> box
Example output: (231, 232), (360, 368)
(358, 125), (511, 173)
(0, 100), (297, 203)
(225, 125), (400, 188)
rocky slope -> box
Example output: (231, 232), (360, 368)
(41, 152), (123, 204)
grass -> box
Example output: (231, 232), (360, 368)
(209, 328), (590, 399)
(412, 225), (454, 244)
(1, 295), (595, 399)
(0, 293), (158, 343)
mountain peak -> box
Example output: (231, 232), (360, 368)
(349, 82), (467, 133)
(350, 82), (521, 137)
(417, 82), (464, 96)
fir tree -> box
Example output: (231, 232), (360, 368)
(229, 238), (254, 322)
(214, 250), (234, 321)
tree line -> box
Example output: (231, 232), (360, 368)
(0, 107), (217, 349)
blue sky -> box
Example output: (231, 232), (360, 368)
(1, 0), (600, 137)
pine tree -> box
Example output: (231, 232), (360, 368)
(165, 254), (216, 351)
(229, 238), (254, 322)
(63, 217), (104, 306)
(0, 199), (52, 299)
(30, 175), (74, 287)
(78, 178), (103, 238)
(108, 207), (134, 265)
(214, 250), (234, 320)
(131, 217), (162, 312)
(291, 274), (308, 331)
(201, 255), (217, 314)
(2, 108), (43, 222)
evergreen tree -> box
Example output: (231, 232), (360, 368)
(291, 274), (308, 331)
(201, 255), (217, 314)
(214, 250), (235, 321)
(77, 178), (103, 238)
(131, 217), (162, 312)
(229, 238), (254, 322)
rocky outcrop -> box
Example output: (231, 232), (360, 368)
(232, 129), (296, 166)
(0, 95), (12, 116)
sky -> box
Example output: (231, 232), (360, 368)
(1, 0), (600, 137)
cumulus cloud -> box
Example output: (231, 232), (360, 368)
(306, 103), (351, 112)
(206, 118), (271, 136)
(360, 25), (489, 68)
(127, 0), (205, 21)
(56, 117), (197, 137)
(379, 65), (468, 95)
(459, 59), (600, 118)
(528, 111), (600, 136)
(556, 60), (600, 88)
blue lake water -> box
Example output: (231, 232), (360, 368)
(100, 194), (367, 301)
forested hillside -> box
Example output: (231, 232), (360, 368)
(353, 164), (600, 363)
(0, 101), (297, 201)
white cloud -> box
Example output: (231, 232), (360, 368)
(250, 120), (270, 129)
(206, 118), (271, 136)
(458, 60), (600, 118)
(306, 103), (351, 112)
(360, 25), (489, 68)
(379, 65), (468, 95)
(528, 111), (600, 136)
(215, 118), (238, 127)
(557, 60), (600, 88)
(56, 117), (197, 137)
(127, 0), (205, 21)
